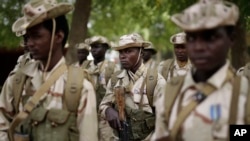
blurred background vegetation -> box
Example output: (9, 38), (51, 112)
(0, 0), (250, 68)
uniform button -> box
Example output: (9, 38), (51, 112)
(51, 122), (57, 127)
(32, 121), (38, 126)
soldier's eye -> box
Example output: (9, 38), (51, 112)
(203, 34), (217, 42)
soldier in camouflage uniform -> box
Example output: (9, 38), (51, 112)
(143, 42), (158, 69)
(0, 0), (98, 140)
(100, 33), (166, 141)
(152, 0), (249, 141)
(158, 32), (192, 82)
(74, 43), (90, 68)
(85, 36), (120, 141)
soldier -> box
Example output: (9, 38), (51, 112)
(236, 63), (250, 78)
(152, 0), (249, 141)
(158, 32), (192, 82)
(10, 39), (33, 74)
(74, 42), (91, 68)
(99, 33), (166, 141)
(0, 0), (98, 141)
(143, 42), (158, 69)
(85, 36), (119, 141)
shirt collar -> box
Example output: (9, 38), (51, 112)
(181, 60), (230, 93)
(21, 57), (66, 77)
(117, 63), (146, 82)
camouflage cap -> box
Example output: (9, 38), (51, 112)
(75, 43), (90, 51)
(170, 32), (186, 44)
(12, 0), (73, 37)
(112, 33), (151, 51)
(85, 36), (111, 47)
(144, 42), (157, 54)
(171, 0), (239, 31)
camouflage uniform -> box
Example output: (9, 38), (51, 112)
(100, 33), (166, 140)
(85, 36), (120, 141)
(0, 0), (98, 140)
(152, 1), (248, 141)
(0, 58), (98, 141)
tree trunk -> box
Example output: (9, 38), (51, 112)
(231, 19), (249, 70)
(66, 0), (92, 65)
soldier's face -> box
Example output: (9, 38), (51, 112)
(174, 44), (188, 62)
(90, 43), (107, 59)
(143, 50), (153, 62)
(185, 27), (233, 72)
(25, 24), (52, 61)
(77, 49), (89, 62)
(119, 47), (141, 70)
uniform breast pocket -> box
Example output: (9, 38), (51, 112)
(133, 88), (149, 105)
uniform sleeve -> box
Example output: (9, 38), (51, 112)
(151, 85), (170, 141)
(77, 79), (98, 141)
(0, 75), (16, 141)
(157, 61), (164, 74)
(153, 73), (166, 107)
(99, 79), (115, 118)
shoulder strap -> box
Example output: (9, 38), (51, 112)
(245, 77), (250, 124)
(8, 64), (67, 141)
(13, 70), (27, 114)
(170, 80), (218, 140)
(146, 68), (158, 107)
(162, 59), (174, 80)
(81, 60), (91, 69)
(164, 76), (185, 126)
(111, 70), (123, 88)
(65, 66), (85, 112)
(105, 61), (116, 84)
(229, 76), (241, 124)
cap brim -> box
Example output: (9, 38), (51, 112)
(12, 3), (73, 36)
(112, 42), (150, 51)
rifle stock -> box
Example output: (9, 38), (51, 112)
(114, 86), (130, 141)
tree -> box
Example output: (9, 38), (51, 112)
(66, 0), (92, 64)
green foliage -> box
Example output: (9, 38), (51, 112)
(1, 0), (249, 55)
(0, 0), (70, 48)
(0, 0), (25, 48)
(88, 0), (179, 58)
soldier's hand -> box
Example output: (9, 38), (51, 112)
(105, 107), (121, 130)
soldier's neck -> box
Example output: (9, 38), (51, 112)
(94, 57), (105, 65)
(130, 60), (142, 74)
(177, 60), (187, 68)
(41, 51), (63, 72)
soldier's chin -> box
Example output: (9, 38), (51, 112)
(121, 64), (129, 70)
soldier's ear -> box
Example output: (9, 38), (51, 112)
(55, 30), (64, 44)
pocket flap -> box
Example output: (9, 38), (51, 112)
(47, 109), (70, 124)
(30, 107), (47, 122)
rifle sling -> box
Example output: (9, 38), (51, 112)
(170, 69), (234, 141)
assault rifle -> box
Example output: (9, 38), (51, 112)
(119, 120), (129, 141)
(114, 86), (130, 141)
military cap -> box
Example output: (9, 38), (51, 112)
(144, 42), (157, 54)
(12, 0), (73, 37)
(170, 32), (186, 44)
(75, 43), (90, 51)
(112, 33), (150, 51)
(171, 0), (239, 31)
(85, 36), (111, 47)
